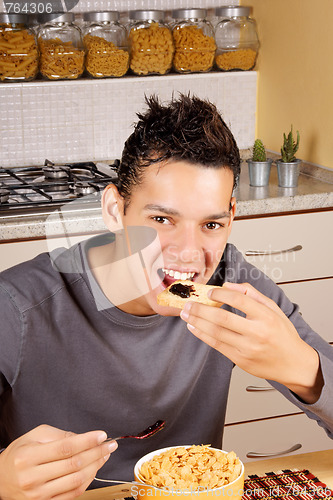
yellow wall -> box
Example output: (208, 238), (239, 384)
(241, 0), (333, 169)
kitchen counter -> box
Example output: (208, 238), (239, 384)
(80, 449), (333, 499)
(1, 160), (333, 242)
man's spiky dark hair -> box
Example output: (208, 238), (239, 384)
(117, 94), (240, 208)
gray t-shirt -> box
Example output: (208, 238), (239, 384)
(0, 239), (332, 488)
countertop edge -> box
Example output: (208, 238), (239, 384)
(1, 193), (333, 242)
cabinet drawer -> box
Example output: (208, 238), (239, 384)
(279, 279), (333, 343)
(229, 211), (333, 283)
(0, 233), (99, 272)
(225, 367), (296, 424)
(223, 413), (333, 463)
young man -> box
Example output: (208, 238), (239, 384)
(0, 95), (332, 499)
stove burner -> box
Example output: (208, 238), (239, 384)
(74, 181), (98, 196)
(0, 160), (119, 214)
(0, 187), (10, 204)
(43, 165), (71, 180)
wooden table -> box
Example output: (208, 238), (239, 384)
(244, 448), (333, 488)
(81, 449), (333, 499)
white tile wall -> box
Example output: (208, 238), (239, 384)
(0, 72), (257, 167)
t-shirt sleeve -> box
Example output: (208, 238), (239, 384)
(0, 280), (23, 395)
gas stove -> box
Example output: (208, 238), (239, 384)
(0, 160), (119, 216)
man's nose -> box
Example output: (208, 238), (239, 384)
(175, 227), (203, 263)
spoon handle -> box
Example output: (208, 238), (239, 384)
(104, 436), (122, 443)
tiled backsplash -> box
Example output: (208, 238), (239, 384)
(0, 72), (257, 167)
(0, 0), (256, 168)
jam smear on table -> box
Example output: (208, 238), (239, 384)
(169, 283), (195, 298)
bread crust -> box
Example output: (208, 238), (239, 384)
(157, 280), (221, 309)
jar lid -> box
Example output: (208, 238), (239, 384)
(27, 13), (39, 26)
(171, 8), (207, 19)
(0, 13), (28, 24)
(38, 12), (75, 24)
(129, 10), (165, 21)
(83, 11), (119, 22)
(215, 6), (251, 17)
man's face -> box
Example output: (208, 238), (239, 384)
(105, 160), (235, 316)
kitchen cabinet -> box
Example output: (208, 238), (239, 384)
(225, 367), (296, 425)
(0, 233), (101, 272)
(229, 210), (333, 283)
(225, 209), (333, 460)
(279, 278), (333, 343)
(223, 413), (332, 463)
(229, 210), (333, 343)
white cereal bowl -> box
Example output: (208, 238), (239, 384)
(133, 446), (244, 500)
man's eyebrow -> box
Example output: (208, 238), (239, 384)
(143, 204), (180, 216)
(143, 204), (231, 219)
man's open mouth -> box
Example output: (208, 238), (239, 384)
(158, 268), (198, 288)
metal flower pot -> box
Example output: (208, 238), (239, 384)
(246, 159), (273, 187)
(277, 158), (301, 188)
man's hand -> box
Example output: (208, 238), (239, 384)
(180, 281), (324, 404)
(0, 424), (118, 500)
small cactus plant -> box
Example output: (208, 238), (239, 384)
(251, 139), (267, 162)
(280, 125), (300, 163)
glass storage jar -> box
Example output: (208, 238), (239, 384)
(0, 13), (38, 82)
(82, 11), (129, 78)
(27, 13), (39, 35)
(171, 8), (216, 74)
(38, 12), (85, 80)
(128, 10), (174, 76)
(214, 6), (259, 71)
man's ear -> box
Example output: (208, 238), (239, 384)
(101, 184), (124, 231)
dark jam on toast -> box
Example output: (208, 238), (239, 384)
(169, 283), (195, 299)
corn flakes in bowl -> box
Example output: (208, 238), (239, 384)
(133, 445), (244, 500)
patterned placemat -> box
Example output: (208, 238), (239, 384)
(243, 469), (333, 499)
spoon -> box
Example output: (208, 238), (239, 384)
(104, 419), (165, 443)
(94, 420), (166, 484)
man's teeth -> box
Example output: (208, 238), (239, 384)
(162, 269), (195, 280)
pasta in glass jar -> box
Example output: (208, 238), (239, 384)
(215, 6), (259, 71)
(83, 11), (129, 78)
(38, 13), (85, 80)
(0, 13), (38, 82)
(171, 9), (216, 74)
(128, 10), (174, 76)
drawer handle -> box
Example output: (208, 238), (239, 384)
(246, 443), (302, 458)
(245, 244), (303, 256)
(246, 385), (276, 392)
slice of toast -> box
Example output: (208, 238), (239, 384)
(157, 280), (221, 309)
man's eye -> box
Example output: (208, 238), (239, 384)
(204, 222), (223, 230)
(152, 216), (171, 224)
